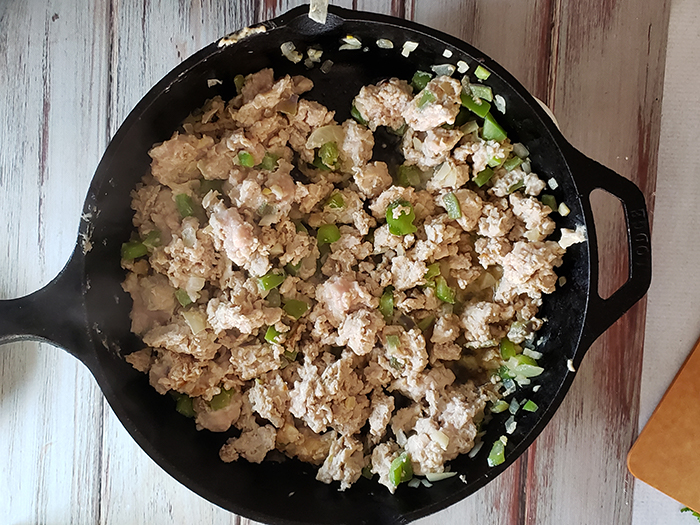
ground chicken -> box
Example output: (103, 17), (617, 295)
(403, 76), (462, 131)
(123, 68), (579, 493)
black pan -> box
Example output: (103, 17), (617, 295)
(0, 5), (651, 525)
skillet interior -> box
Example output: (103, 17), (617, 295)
(75, 6), (601, 524)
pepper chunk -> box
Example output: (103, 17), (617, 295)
(442, 192), (462, 219)
(435, 276), (456, 304)
(265, 325), (283, 344)
(317, 224), (341, 245)
(473, 167), (494, 187)
(318, 142), (339, 169)
(283, 298), (309, 320)
(487, 436), (507, 467)
(238, 151), (255, 167)
(175, 193), (195, 218)
(379, 286), (394, 322)
(460, 90), (491, 118)
(386, 200), (417, 236)
(121, 240), (148, 260)
(389, 451), (414, 487)
(482, 112), (508, 141)
(210, 388), (234, 411)
(258, 270), (286, 291)
(411, 70), (433, 92)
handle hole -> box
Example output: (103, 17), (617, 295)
(590, 189), (630, 299)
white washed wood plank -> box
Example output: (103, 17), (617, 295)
(524, 0), (669, 524)
(107, 0), (250, 137)
(0, 1), (667, 524)
(99, 406), (239, 524)
(0, 0), (110, 523)
(633, 0), (700, 522)
(99, 1), (254, 523)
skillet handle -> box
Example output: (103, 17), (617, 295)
(565, 145), (652, 351)
(0, 250), (90, 361)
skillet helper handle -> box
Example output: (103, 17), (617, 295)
(0, 252), (90, 360)
(567, 146), (652, 349)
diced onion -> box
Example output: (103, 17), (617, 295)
(512, 142), (530, 158)
(307, 48), (323, 62)
(306, 124), (345, 149)
(523, 348), (543, 360)
(508, 398), (520, 414)
(425, 471), (458, 482)
(276, 94), (299, 115)
(558, 276), (567, 287)
(505, 415), (517, 434)
(280, 41), (302, 63)
(407, 478), (421, 488)
(320, 59), (334, 74)
(567, 359), (577, 372)
(457, 60), (469, 73)
(515, 376), (531, 386)
(207, 78), (222, 87)
(494, 94), (506, 114)
(468, 440), (483, 458)
(558, 225), (587, 249)
(547, 177), (559, 189)
(558, 202), (571, 216)
(502, 379), (516, 397)
(182, 310), (207, 335)
(376, 38), (394, 49)
(182, 223), (198, 248)
(340, 35), (362, 50)
(431, 429), (450, 450)
(402, 41), (419, 57)
(431, 63), (456, 76)
(308, 0), (329, 24)
(442, 49), (453, 58)
(395, 428), (408, 447)
(524, 230), (540, 242)
(430, 161), (459, 188)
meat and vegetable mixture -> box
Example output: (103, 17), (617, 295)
(121, 60), (584, 492)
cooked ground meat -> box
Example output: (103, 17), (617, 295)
(121, 67), (583, 493)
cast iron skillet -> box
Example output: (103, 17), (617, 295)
(0, 5), (651, 525)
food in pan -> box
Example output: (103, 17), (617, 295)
(120, 61), (583, 491)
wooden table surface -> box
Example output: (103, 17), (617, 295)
(2, 0), (696, 523)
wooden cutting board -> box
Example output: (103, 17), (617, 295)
(628, 335), (700, 512)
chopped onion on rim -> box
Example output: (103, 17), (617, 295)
(280, 41), (302, 63)
(431, 63), (456, 76)
(513, 142), (530, 158)
(457, 60), (469, 73)
(340, 35), (362, 50)
(376, 38), (394, 49)
(425, 471), (458, 482)
(494, 94), (506, 114)
(308, 0), (329, 24)
(402, 41), (419, 57)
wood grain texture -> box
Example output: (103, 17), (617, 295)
(0, 0), (669, 523)
(0, 1), (110, 524)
